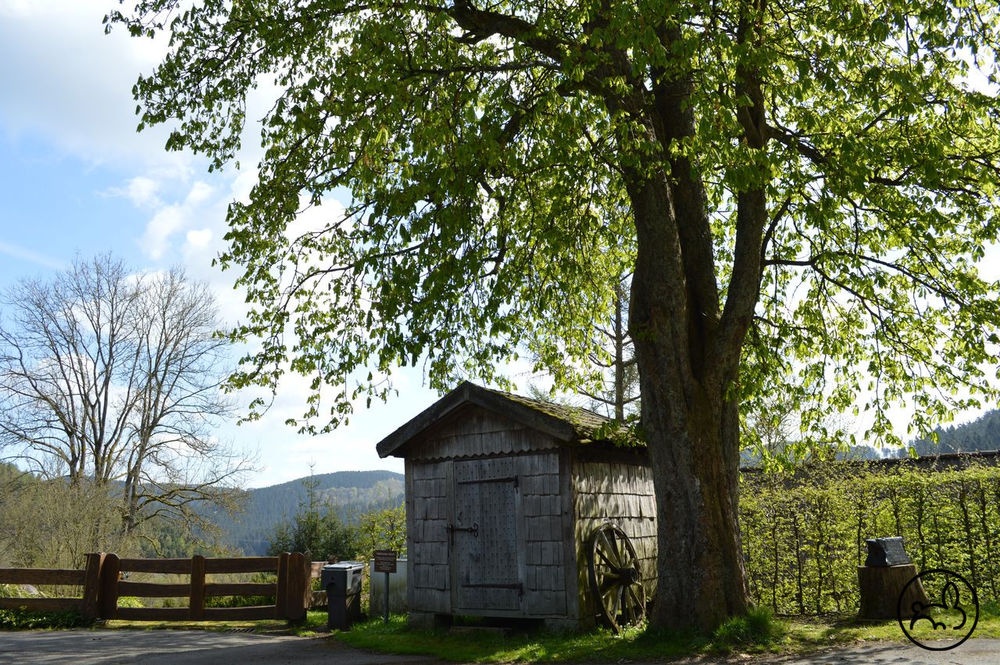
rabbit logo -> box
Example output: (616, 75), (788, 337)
(897, 568), (978, 651)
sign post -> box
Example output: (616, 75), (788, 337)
(373, 550), (397, 624)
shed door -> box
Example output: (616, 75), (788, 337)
(451, 458), (522, 612)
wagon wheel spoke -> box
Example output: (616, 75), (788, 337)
(595, 530), (623, 568)
(624, 584), (646, 624)
(587, 523), (646, 635)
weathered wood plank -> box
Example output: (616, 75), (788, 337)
(204, 605), (279, 621)
(0, 568), (85, 586)
(204, 582), (275, 597)
(118, 558), (191, 574)
(0, 597), (81, 611)
(117, 581), (190, 597)
(115, 606), (190, 621)
(204, 557), (279, 574)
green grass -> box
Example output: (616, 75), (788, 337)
(335, 605), (1000, 663)
(336, 610), (785, 663)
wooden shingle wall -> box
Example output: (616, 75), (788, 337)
(406, 459), (451, 615)
(518, 451), (570, 618)
(572, 459), (657, 617)
(404, 409), (558, 461)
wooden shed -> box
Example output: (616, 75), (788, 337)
(376, 381), (657, 631)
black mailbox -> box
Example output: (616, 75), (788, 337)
(322, 562), (364, 630)
(864, 536), (912, 567)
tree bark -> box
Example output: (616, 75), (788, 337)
(623, 61), (756, 631)
(629, 195), (751, 630)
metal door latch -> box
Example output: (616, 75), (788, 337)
(447, 521), (479, 538)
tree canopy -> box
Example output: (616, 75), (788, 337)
(110, 0), (1000, 631)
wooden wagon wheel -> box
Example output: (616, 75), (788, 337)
(587, 522), (646, 634)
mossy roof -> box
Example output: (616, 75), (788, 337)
(376, 381), (632, 459)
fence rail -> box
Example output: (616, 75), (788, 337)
(0, 553), (320, 623)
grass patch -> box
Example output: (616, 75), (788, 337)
(710, 607), (786, 653)
(336, 615), (697, 663)
(784, 602), (1000, 649)
(9, 603), (1000, 661)
(335, 605), (1000, 663)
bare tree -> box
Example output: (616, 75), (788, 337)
(579, 275), (640, 421)
(0, 255), (251, 535)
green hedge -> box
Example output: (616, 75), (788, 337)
(740, 461), (1000, 615)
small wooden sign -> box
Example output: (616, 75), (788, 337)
(373, 550), (398, 574)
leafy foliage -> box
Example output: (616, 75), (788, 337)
(0, 607), (87, 630)
(107, 0), (1000, 440)
(354, 505), (406, 562)
(742, 460), (1000, 615)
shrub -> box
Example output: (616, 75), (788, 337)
(741, 460), (1000, 615)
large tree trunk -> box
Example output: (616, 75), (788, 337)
(630, 222), (751, 630)
(641, 365), (749, 630)
(616, 14), (765, 623)
(624, 74), (757, 629)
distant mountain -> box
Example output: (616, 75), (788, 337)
(202, 470), (404, 555)
(898, 409), (1000, 457)
(740, 409), (1000, 467)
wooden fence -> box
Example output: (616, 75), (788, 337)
(0, 553), (325, 623)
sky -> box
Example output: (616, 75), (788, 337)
(0, 0), (442, 488)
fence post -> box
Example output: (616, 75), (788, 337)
(98, 553), (120, 620)
(189, 555), (206, 620)
(81, 553), (105, 622)
(284, 552), (307, 622)
(275, 553), (289, 619)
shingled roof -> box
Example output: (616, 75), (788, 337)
(375, 381), (620, 459)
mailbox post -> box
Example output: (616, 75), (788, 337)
(321, 561), (364, 630)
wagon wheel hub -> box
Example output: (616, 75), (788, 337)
(586, 522), (646, 634)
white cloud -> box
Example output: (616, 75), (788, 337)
(185, 181), (214, 206)
(0, 1), (177, 167)
(185, 228), (213, 252)
(141, 206), (185, 261)
(108, 176), (162, 209)
(137, 180), (220, 261)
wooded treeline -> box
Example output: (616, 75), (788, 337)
(214, 470), (404, 555)
(900, 410), (1000, 457)
(0, 463), (405, 566)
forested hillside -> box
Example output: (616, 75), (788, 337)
(899, 409), (1000, 457)
(201, 470), (404, 555)
(740, 408), (1000, 467)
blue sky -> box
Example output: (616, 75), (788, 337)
(0, 1), (441, 487)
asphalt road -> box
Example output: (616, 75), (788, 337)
(0, 629), (440, 665)
(1, 630), (999, 664)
